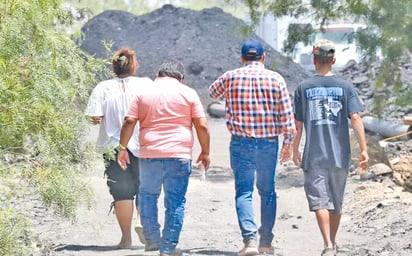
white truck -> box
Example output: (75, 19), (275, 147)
(293, 23), (367, 71)
(254, 15), (369, 71)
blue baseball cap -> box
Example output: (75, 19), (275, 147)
(241, 38), (264, 60)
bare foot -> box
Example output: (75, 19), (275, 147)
(117, 239), (132, 249)
(135, 226), (146, 244)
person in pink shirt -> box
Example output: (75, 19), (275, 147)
(117, 60), (210, 256)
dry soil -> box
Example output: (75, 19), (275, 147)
(33, 118), (412, 256)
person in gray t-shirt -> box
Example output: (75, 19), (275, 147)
(292, 39), (369, 256)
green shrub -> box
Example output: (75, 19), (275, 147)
(0, 209), (31, 256)
(0, 0), (110, 252)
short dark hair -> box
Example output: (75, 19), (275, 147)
(112, 47), (139, 77)
(157, 60), (185, 80)
(314, 54), (334, 64)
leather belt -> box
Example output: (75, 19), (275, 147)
(231, 135), (278, 140)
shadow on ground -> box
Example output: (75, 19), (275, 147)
(54, 244), (144, 252)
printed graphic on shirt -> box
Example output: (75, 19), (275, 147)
(305, 87), (343, 125)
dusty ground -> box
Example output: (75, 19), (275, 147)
(32, 118), (412, 256)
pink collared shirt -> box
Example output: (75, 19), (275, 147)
(127, 77), (206, 159)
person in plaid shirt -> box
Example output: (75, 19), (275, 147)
(209, 38), (296, 256)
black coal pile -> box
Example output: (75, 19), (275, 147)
(80, 4), (311, 104)
(339, 59), (412, 158)
(339, 59), (412, 121)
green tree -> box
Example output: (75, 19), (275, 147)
(0, 0), (109, 254)
(67, 0), (247, 19)
(66, 0), (153, 17)
(232, 0), (412, 108)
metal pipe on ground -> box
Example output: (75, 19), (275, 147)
(362, 116), (412, 141)
(207, 101), (225, 118)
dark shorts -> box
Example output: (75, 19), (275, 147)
(103, 150), (140, 205)
(303, 167), (348, 214)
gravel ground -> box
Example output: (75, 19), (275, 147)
(28, 118), (412, 256)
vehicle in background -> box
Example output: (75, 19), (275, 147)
(293, 23), (367, 71)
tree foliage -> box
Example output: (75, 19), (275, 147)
(68, 0), (247, 19)
(66, 0), (153, 17)
(0, 0), (109, 253)
(232, 0), (412, 107)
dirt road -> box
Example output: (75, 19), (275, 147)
(41, 118), (412, 256)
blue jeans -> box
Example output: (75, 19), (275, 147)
(138, 158), (191, 253)
(230, 136), (279, 247)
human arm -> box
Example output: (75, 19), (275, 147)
(276, 80), (296, 163)
(117, 116), (138, 171)
(350, 112), (369, 169)
(192, 117), (211, 169)
(279, 114), (295, 164)
(209, 73), (227, 101)
(85, 82), (105, 125)
(279, 112), (296, 164)
(292, 120), (303, 166)
(279, 142), (293, 164)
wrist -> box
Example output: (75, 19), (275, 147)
(118, 143), (127, 151)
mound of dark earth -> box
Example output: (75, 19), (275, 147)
(80, 4), (311, 104)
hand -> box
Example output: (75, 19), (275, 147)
(196, 153), (210, 169)
(117, 150), (130, 171)
(359, 150), (369, 169)
(89, 116), (102, 125)
(279, 145), (292, 163)
(292, 150), (302, 167)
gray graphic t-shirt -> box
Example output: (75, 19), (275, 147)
(293, 75), (363, 170)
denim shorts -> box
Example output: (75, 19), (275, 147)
(303, 167), (348, 214)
